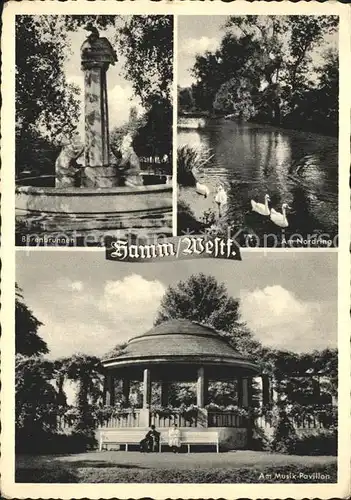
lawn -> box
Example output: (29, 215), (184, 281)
(16, 450), (337, 483)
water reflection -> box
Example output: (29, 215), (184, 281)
(178, 119), (338, 245)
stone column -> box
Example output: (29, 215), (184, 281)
(160, 381), (169, 407)
(122, 378), (130, 406)
(80, 30), (117, 187)
(143, 368), (151, 409)
(196, 366), (208, 408)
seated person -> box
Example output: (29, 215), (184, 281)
(168, 423), (181, 453)
(140, 425), (160, 452)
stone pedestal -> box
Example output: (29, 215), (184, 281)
(80, 30), (117, 187)
(139, 408), (151, 427)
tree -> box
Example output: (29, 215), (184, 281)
(284, 48), (338, 135)
(178, 86), (195, 113)
(213, 76), (258, 119)
(155, 273), (239, 331)
(118, 16), (173, 161)
(60, 354), (104, 437)
(119, 15), (173, 106)
(16, 355), (59, 434)
(133, 94), (172, 162)
(15, 285), (59, 448)
(263, 348), (338, 405)
(190, 15), (338, 131)
(16, 15), (81, 177)
(224, 15), (338, 122)
(155, 273), (262, 359)
(15, 283), (48, 356)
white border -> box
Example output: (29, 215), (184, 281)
(2, 1), (350, 498)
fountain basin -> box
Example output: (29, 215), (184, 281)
(16, 177), (173, 238)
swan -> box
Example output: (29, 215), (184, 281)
(251, 194), (271, 216)
(270, 203), (291, 228)
(196, 181), (210, 198)
(215, 185), (228, 216)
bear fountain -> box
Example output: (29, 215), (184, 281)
(15, 28), (173, 245)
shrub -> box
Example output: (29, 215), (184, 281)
(290, 428), (337, 456)
(271, 408), (337, 455)
(16, 429), (97, 455)
(177, 145), (213, 187)
(271, 409), (298, 453)
(177, 199), (205, 234)
(250, 425), (271, 451)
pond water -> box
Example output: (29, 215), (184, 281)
(178, 118), (338, 247)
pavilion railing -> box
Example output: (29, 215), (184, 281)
(100, 409), (142, 428)
(256, 412), (335, 430)
(207, 411), (247, 428)
(150, 412), (199, 428)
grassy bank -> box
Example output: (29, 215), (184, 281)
(16, 451), (337, 483)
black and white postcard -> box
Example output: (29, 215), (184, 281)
(1, 1), (350, 499)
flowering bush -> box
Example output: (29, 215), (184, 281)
(93, 405), (138, 425)
(62, 406), (80, 426)
(205, 403), (249, 418)
(150, 404), (199, 423)
(150, 405), (176, 417)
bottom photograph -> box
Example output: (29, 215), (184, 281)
(15, 250), (337, 484)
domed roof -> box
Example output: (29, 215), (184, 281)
(103, 319), (259, 374)
(132, 319), (227, 340)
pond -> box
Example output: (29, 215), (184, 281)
(178, 117), (338, 247)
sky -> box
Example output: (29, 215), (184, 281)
(178, 15), (338, 88)
(16, 250), (337, 360)
(63, 21), (143, 137)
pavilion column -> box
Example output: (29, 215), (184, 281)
(160, 381), (170, 407)
(237, 377), (243, 406)
(104, 373), (115, 406)
(242, 377), (250, 408)
(122, 378), (130, 406)
(196, 366), (208, 408)
(143, 368), (151, 409)
(262, 374), (271, 406)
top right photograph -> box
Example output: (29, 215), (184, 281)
(177, 15), (339, 248)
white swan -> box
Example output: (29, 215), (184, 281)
(251, 194), (271, 216)
(215, 185), (228, 216)
(270, 203), (291, 228)
(196, 181), (210, 198)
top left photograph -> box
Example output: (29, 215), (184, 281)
(15, 15), (174, 247)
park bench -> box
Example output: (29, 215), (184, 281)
(98, 429), (220, 453)
(99, 430), (146, 452)
(159, 429), (219, 453)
